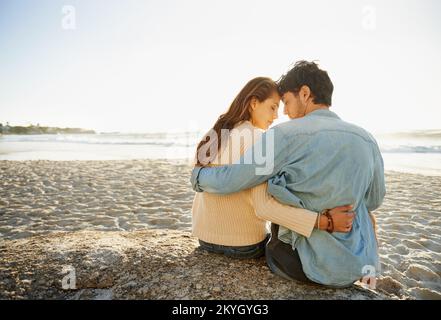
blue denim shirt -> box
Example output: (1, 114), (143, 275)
(191, 109), (386, 287)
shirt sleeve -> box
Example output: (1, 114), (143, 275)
(250, 183), (318, 237)
(191, 127), (288, 194)
(365, 146), (386, 212)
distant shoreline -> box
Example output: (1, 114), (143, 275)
(0, 125), (95, 135)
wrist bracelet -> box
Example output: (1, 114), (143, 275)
(324, 210), (334, 233)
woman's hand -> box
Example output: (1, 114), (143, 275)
(318, 205), (355, 232)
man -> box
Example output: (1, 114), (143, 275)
(191, 60), (385, 287)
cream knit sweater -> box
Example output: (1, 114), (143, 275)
(191, 120), (318, 246)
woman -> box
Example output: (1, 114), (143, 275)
(191, 77), (354, 261)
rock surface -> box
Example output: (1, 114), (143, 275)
(0, 229), (394, 300)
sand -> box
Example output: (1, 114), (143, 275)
(0, 160), (193, 239)
(0, 160), (440, 299)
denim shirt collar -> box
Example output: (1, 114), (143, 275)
(305, 108), (340, 120)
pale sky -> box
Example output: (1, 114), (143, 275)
(1, 0), (440, 133)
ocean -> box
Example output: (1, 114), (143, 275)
(1, 130), (440, 176)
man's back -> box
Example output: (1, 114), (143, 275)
(270, 109), (382, 213)
(269, 109), (385, 286)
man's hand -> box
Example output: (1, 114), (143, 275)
(318, 205), (355, 232)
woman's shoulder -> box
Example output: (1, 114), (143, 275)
(233, 120), (263, 134)
(228, 121), (264, 150)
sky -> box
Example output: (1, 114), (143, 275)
(0, 0), (440, 134)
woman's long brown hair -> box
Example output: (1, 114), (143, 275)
(195, 77), (278, 166)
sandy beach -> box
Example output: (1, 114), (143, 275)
(0, 160), (440, 299)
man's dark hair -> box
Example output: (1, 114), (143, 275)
(277, 60), (334, 106)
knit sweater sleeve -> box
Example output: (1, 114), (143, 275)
(250, 183), (317, 238)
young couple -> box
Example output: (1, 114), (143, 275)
(190, 60), (385, 288)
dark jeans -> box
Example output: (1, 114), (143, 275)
(265, 223), (317, 285)
(198, 235), (269, 259)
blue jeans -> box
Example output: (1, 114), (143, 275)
(198, 235), (269, 259)
(265, 223), (316, 284)
(266, 224), (354, 288)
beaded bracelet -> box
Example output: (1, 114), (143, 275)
(323, 210), (334, 233)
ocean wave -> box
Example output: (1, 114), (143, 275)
(380, 145), (441, 154)
(0, 133), (200, 147)
(376, 130), (441, 140)
(2, 133), (441, 154)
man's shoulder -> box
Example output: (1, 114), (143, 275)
(271, 119), (303, 134)
(271, 117), (379, 146)
(337, 120), (379, 145)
